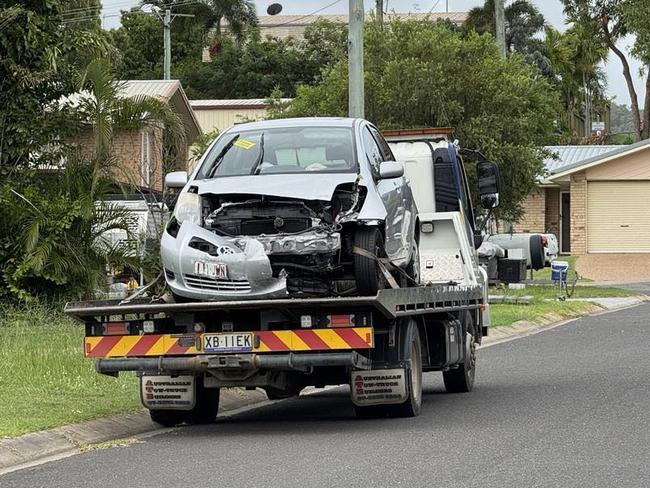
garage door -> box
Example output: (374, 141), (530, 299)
(587, 181), (650, 252)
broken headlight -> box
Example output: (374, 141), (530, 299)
(173, 191), (201, 225)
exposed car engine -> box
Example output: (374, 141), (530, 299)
(198, 186), (363, 295)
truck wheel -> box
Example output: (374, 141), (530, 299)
(389, 323), (423, 417)
(354, 227), (385, 296)
(353, 320), (423, 418)
(149, 409), (185, 427)
(443, 315), (476, 393)
(149, 376), (220, 426)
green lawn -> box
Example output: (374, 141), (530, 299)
(489, 284), (637, 327)
(529, 255), (585, 281)
(0, 303), (140, 438)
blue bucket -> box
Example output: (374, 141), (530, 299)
(551, 260), (569, 281)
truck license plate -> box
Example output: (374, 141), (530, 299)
(203, 333), (253, 352)
(194, 260), (228, 279)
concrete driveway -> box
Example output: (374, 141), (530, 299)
(576, 254), (650, 282)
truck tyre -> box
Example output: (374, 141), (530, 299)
(443, 315), (476, 393)
(388, 321), (423, 418)
(354, 227), (385, 296)
(353, 320), (423, 418)
(529, 235), (545, 271)
(149, 376), (220, 426)
(149, 409), (185, 427)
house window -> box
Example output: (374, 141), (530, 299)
(141, 130), (152, 187)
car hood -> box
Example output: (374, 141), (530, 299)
(193, 173), (360, 201)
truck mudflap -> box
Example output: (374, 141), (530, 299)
(351, 368), (408, 406)
(97, 351), (371, 375)
(84, 327), (374, 358)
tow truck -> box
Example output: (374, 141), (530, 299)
(65, 126), (501, 424)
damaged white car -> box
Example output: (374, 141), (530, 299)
(161, 117), (419, 300)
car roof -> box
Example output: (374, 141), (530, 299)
(226, 117), (360, 132)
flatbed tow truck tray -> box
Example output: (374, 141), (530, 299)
(64, 284), (484, 320)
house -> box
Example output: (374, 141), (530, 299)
(512, 140), (650, 255)
(225, 12), (468, 40)
(71, 80), (202, 192)
(190, 99), (291, 133)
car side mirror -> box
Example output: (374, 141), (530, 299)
(379, 161), (404, 179)
(165, 171), (188, 189)
(477, 160), (500, 209)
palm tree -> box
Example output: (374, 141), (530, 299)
(6, 59), (187, 300)
(464, 0), (545, 55)
(201, 0), (257, 39)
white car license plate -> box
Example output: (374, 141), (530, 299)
(203, 333), (253, 352)
(194, 260), (228, 279)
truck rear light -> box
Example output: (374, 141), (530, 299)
(143, 320), (155, 333)
(328, 314), (354, 327)
(103, 322), (129, 335)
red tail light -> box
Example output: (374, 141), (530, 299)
(103, 322), (129, 335)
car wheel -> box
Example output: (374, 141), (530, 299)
(354, 227), (386, 296)
(529, 235), (545, 270)
(405, 241), (420, 287)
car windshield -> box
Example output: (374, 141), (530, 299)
(196, 126), (356, 178)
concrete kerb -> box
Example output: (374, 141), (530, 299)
(1, 296), (647, 475)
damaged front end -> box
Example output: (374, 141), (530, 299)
(161, 183), (364, 301)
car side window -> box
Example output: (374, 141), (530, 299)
(362, 127), (383, 175)
(369, 126), (395, 162)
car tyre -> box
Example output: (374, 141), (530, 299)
(354, 227), (386, 296)
(529, 235), (545, 271)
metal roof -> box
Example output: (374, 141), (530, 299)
(119, 80), (181, 100)
(543, 145), (627, 174)
(190, 99), (292, 109)
(253, 12), (468, 26)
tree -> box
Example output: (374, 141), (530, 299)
(286, 20), (560, 222)
(464, 0), (546, 55)
(198, 0), (257, 39)
(563, 0), (650, 140)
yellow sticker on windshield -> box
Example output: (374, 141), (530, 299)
(234, 139), (256, 150)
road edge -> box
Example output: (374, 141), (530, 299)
(2, 296), (646, 475)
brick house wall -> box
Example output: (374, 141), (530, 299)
(512, 189), (546, 233)
(570, 172), (587, 255)
(70, 125), (165, 192)
(545, 187), (560, 237)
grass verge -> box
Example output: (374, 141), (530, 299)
(490, 284), (637, 327)
(529, 255), (585, 281)
(0, 303), (140, 438)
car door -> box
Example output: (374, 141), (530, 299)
(362, 125), (409, 264)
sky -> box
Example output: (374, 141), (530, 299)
(98, 0), (645, 106)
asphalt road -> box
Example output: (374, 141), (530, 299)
(3, 303), (650, 488)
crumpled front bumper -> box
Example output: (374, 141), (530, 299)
(161, 222), (287, 301)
